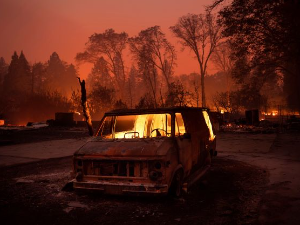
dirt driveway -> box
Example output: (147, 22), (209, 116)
(218, 132), (300, 225)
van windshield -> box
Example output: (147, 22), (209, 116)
(97, 114), (172, 139)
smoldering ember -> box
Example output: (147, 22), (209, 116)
(0, 0), (300, 224)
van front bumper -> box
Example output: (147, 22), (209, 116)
(73, 180), (169, 196)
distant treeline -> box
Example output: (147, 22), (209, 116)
(0, 52), (79, 124)
(1, 0), (299, 124)
(0, 50), (230, 125)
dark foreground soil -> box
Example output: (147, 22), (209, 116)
(0, 157), (268, 225)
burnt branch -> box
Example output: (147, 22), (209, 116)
(77, 77), (94, 136)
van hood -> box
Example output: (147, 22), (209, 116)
(75, 137), (173, 157)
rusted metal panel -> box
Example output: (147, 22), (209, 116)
(76, 138), (173, 157)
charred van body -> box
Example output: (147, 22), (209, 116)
(71, 107), (216, 196)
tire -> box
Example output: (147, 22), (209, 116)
(169, 170), (183, 197)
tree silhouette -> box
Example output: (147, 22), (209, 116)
(216, 0), (300, 111)
(4, 51), (31, 95)
(165, 81), (192, 107)
(86, 57), (113, 90)
(127, 65), (139, 108)
(211, 42), (234, 108)
(170, 13), (221, 107)
(129, 26), (176, 92)
(31, 62), (46, 94)
(45, 52), (78, 97)
(0, 57), (8, 93)
(76, 29), (128, 99)
(88, 85), (115, 119)
(135, 48), (159, 107)
(77, 77), (93, 136)
(0, 57), (8, 118)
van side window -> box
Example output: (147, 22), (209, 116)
(175, 113), (186, 136)
(202, 111), (215, 141)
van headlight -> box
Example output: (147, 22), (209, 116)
(149, 170), (162, 181)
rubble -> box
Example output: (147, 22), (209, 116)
(220, 123), (276, 133)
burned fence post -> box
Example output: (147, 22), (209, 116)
(77, 77), (93, 136)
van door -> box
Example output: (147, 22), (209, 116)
(175, 113), (192, 176)
(181, 110), (210, 171)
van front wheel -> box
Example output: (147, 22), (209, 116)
(169, 170), (183, 197)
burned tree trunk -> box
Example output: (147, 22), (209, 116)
(77, 77), (93, 136)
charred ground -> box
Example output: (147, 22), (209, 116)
(2, 127), (299, 224)
(0, 126), (89, 146)
(0, 156), (268, 225)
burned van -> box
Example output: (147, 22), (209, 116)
(71, 107), (216, 196)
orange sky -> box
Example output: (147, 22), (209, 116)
(0, 0), (217, 78)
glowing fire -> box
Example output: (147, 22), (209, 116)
(272, 111), (278, 116)
(114, 114), (171, 138)
(101, 113), (188, 139)
(263, 111), (278, 116)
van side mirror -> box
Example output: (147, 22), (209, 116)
(183, 133), (191, 139)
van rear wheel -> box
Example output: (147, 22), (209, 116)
(169, 170), (183, 197)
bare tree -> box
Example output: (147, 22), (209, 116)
(165, 80), (193, 107)
(206, 0), (229, 12)
(76, 29), (128, 98)
(136, 49), (159, 107)
(77, 77), (93, 136)
(170, 13), (221, 107)
(212, 91), (243, 116)
(211, 41), (234, 107)
(127, 65), (139, 108)
(212, 92), (230, 113)
(129, 26), (176, 92)
(192, 75), (200, 107)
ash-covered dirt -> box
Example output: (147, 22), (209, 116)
(0, 157), (268, 225)
(0, 126), (90, 145)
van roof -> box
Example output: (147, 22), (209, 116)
(105, 107), (210, 116)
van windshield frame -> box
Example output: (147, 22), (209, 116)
(96, 113), (173, 139)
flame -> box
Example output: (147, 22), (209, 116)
(134, 114), (148, 137)
(110, 114), (172, 139)
(263, 111), (278, 116)
(203, 111), (215, 141)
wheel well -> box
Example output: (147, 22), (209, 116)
(168, 167), (184, 196)
(170, 166), (184, 186)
